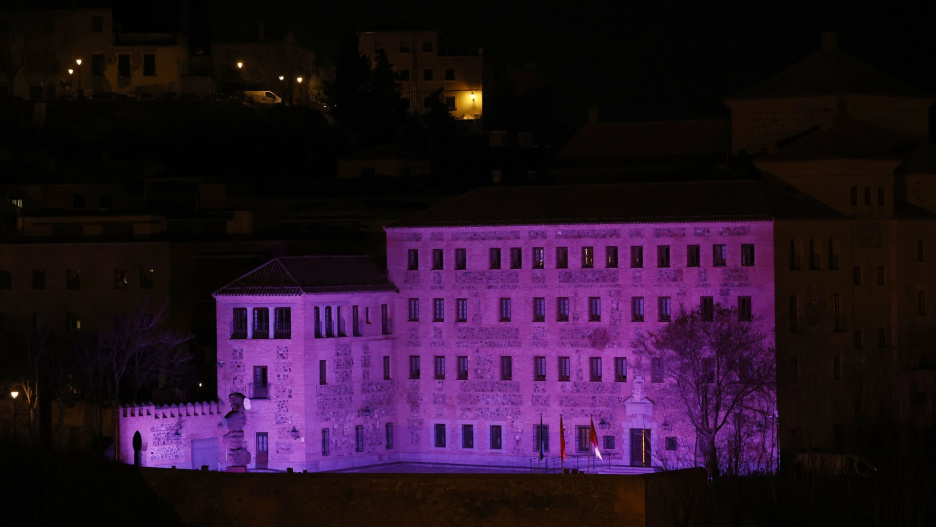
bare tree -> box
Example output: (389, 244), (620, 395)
(633, 303), (776, 478)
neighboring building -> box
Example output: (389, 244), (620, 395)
(0, 8), (189, 99)
(358, 23), (482, 118)
(212, 26), (317, 105)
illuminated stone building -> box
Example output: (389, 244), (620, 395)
(358, 23), (483, 119)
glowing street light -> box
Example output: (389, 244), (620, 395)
(10, 389), (19, 442)
(75, 58), (83, 95)
(278, 75), (284, 81)
(236, 61), (243, 69)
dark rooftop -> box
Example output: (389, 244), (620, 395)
(214, 256), (395, 296)
(389, 180), (842, 228)
(555, 119), (730, 161)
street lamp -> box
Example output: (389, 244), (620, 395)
(75, 58), (83, 97)
(296, 77), (303, 105)
(10, 389), (18, 442)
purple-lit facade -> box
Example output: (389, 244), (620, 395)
(116, 184), (779, 473)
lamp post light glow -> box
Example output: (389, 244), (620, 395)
(10, 390), (18, 442)
(75, 58), (83, 94)
(236, 61), (243, 69)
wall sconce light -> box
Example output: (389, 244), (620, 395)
(289, 426), (300, 439)
(296, 77), (303, 84)
(279, 75), (284, 81)
(662, 421), (672, 431)
(599, 418), (610, 430)
(470, 91), (475, 100)
(236, 61), (243, 69)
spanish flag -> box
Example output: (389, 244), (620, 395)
(589, 417), (602, 460)
(559, 416), (567, 461)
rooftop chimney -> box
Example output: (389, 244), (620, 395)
(821, 31), (837, 51)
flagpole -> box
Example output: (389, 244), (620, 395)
(560, 414), (564, 475)
(538, 413), (543, 474)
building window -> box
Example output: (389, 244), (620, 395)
(606, 246), (618, 268)
(366, 306), (371, 324)
(32, 269), (45, 290)
(534, 356), (546, 381)
(423, 41), (433, 52)
(790, 295), (799, 333)
(66, 269), (80, 289)
(738, 297), (752, 322)
(114, 268), (128, 289)
(274, 307), (291, 338)
(878, 187), (885, 205)
(398, 69), (410, 81)
(319, 360), (327, 385)
(589, 357), (602, 382)
(462, 424), (474, 448)
(445, 96), (456, 110)
(614, 357), (627, 382)
(142, 53), (155, 76)
(386, 423), (394, 449)
(456, 298), (468, 322)
(651, 357), (664, 383)
(559, 357), (571, 381)
(854, 266), (861, 285)
(457, 356), (468, 380)
(828, 240), (839, 270)
(789, 239), (801, 270)
(576, 426), (589, 452)
(490, 248), (501, 269)
(322, 429), (330, 456)
(741, 244), (755, 266)
(253, 308), (269, 339)
(850, 186), (858, 206)
(408, 298), (419, 321)
(500, 356), (513, 380)
(833, 293), (842, 331)
(556, 247), (568, 269)
(864, 186), (871, 205)
(534, 425), (549, 452)
(499, 298), (511, 322)
(432, 249), (443, 270)
(433, 298), (444, 322)
(434, 356), (445, 379)
(632, 297), (644, 322)
(455, 248), (466, 270)
(603, 436), (615, 450)
(878, 266), (885, 285)
(91, 15), (104, 32)
(91, 53), (104, 76)
(381, 304), (390, 334)
(490, 425), (502, 449)
(687, 245), (700, 267)
(702, 358), (715, 383)
(445, 68), (456, 80)
(232, 308), (247, 339)
(809, 240), (821, 270)
(67, 312), (81, 332)
(383, 356), (391, 380)
(400, 40), (410, 52)
(533, 247), (545, 269)
(854, 330), (863, 348)
(920, 291), (926, 316)
(253, 366), (268, 398)
(557, 297), (570, 322)
(713, 244), (727, 267)
(352, 305), (361, 337)
(518, 296), (541, 325)
(139, 268), (154, 289)
(337, 306), (347, 337)
(409, 356), (420, 379)
(657, 245), (670, 268)
(325, 306), (334, 337)
(658, 297), (671, 322)
(510, 247), (522, 269)
(701, 297), (714, 322)
(582, 246), (594, 268)
(407, 249), (419, 270)
(118, 54), (130, 77)
(878, 328), (888, 348)
(588, 297), (601, 321)
(918, 240), (925, 262)
(665, 437), (677, 451)
(434, 424), (446, 448)
(833, 355), (842, 381)
(630, 246), (643, 268)
(423, 69), (433, 81)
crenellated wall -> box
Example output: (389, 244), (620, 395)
(116, 401), (223, 469)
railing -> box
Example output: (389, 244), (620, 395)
(528, 452), (623, 473)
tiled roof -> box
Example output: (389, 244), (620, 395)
(555, 119), (730, 160)
(726, 46), (931, 101)
(388, 181), (840, 227)
(214, 256), (395, 296)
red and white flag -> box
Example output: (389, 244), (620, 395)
(559, 416), (567, 461)
(589, 417), (602, 460)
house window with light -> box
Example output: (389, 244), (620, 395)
(253, 308), (269, 339)
(274, 307), (291, 338)
(232, 308), (247, 339)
